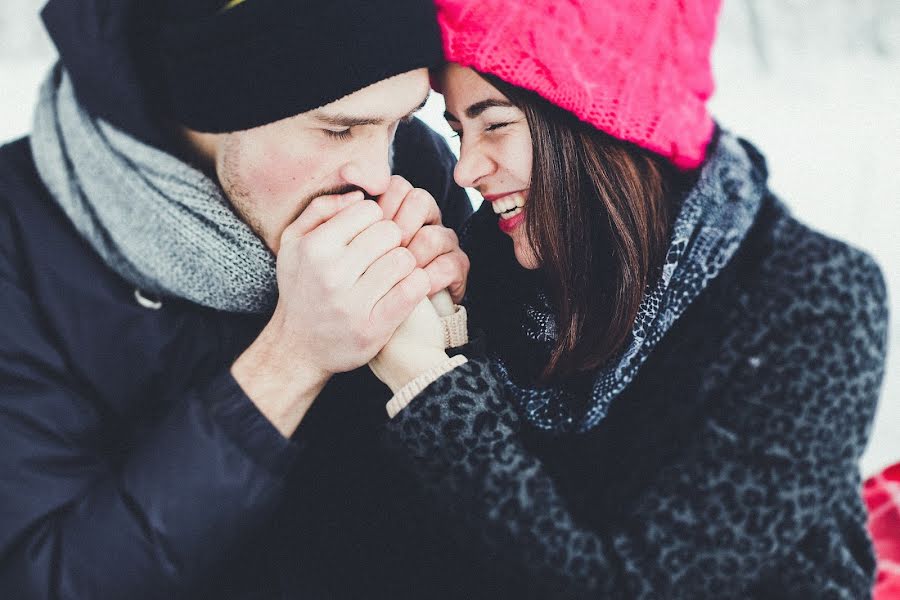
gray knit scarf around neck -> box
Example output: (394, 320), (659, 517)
(30, 66), (277, 313)
(470, 130), (765, 434)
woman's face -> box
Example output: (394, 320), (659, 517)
(440, 64), (538, 269)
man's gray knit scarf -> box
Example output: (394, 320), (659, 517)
(30, 66), (277, 313)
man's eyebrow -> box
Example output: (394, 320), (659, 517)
(314, 93), (430, 128)
(444, 98), (515, 122)
(315, 114), (385, 127)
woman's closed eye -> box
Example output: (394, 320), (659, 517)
(449, 121), (515, 139)
(485, 122), (513, 132)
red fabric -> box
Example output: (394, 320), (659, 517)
(434, 0), (722, 169)
(865, 463), (900, 600)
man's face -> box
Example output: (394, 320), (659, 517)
(183, 69), (431, 253)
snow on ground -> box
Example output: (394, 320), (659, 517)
(1, 0), (898, 475)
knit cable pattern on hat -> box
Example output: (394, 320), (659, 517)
(436, 0), (722, 168)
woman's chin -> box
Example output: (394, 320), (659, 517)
(513, 239), (540, 270)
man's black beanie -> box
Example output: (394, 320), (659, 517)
(147, 0), (444, 132)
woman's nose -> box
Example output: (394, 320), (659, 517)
(453, 142), (494, 189)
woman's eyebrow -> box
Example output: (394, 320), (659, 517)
(444, 98), (515, 122)
(464, 99), (515, 118)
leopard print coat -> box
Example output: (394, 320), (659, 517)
(382, 140), (888, 598)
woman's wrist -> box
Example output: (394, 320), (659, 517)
(379, 347), (451, 394)
(385, 354), (469, 418)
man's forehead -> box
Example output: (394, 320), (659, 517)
(307, 71), (431, 125)
(310, 94), (430, 128)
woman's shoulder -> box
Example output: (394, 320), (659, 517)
(739, 193), (887, 334)
(702, 194), (889, 461)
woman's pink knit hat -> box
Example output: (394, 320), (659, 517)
(435, 0), (722, 169)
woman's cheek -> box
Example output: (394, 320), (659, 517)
(508, 130), (533, 185)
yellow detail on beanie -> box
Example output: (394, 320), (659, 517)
(221, 0), (247, 11)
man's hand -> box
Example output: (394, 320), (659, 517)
(377, 175), (470, 303)
(232, 191), (430, 436)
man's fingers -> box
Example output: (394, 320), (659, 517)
(423, 251), (469, 302)
(356, 247), (418, 307)
(369, 268), (431, 333)
(343, 219), (404, 279)
(287, 191), (365, 238)
(393, 188), (442, 246)
(407, 225), (458, 268)
(309, 199), (384, 247)
(376, 175), (414, 221)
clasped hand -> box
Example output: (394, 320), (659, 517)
(268, 175), (466, 378)
(231, 175), (468, 435)
(365, 176), (467, 393)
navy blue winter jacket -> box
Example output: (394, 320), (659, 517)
(0, 2), (486, 597)
(0, 119), (475, 600)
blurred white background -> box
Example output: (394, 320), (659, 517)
(1, 0), (897, 475)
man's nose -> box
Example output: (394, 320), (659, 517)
(339, 139), (393, 198)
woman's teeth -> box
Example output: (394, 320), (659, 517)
(491, 194), (525, 219)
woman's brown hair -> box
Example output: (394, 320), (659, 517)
(483, 75), (679, 380)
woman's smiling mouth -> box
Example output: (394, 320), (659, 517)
(482, 190), (527, 225)
(481, 190), (527, 233)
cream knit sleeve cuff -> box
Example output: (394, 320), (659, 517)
(441, 305), (468, 349)
(386, 354), (468, 419)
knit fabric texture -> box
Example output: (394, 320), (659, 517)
(386, 354), (469, 418)
(152, 0), (444, 132)
(441, 305), (469, 348)
(30, 66), (277, 313)
(435, 0), (721, 168)
(864, 463), (900, 599)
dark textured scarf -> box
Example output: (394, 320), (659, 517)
(462, 129), (766, 433)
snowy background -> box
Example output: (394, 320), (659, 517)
(1, 0), (897, 475)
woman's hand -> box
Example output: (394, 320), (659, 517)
(369, 296), (450, 394)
